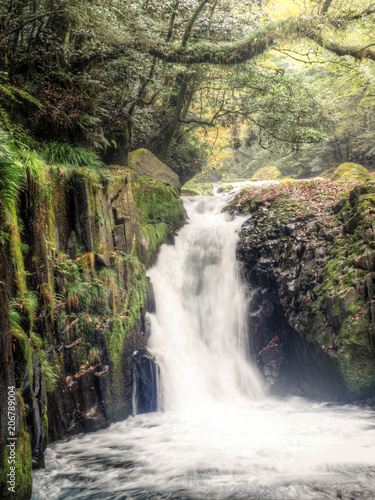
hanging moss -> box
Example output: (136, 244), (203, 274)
(107, 255), (148, 369)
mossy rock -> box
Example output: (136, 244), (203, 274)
(180, 189), (199, 196)
(217, 184), (233, 193)
(330, 163), (370, 182)
(127, 149), (181, 190)
(181, 181), (213, 196)
(279, 177), (295, 184)
(251, 166), (282, 181)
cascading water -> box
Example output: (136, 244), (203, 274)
(32, 194), (375, 500)
(147, 195), (264, 411)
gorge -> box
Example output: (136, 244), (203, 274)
(31, 190), (375, 500)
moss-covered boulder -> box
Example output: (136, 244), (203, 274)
(330, 163), (370, 182)
(127, 149), (181, 190)
(217, 184), (233, 193)
(251, 166), (281, 181)
(181, 180), (213, 196)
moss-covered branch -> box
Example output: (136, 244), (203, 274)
(67, 7), (375, 73)
(143, 9), (375, 65)
(315, 36), (375, 61)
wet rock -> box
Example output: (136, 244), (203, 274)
(332, 198), (347, 214)
(365, 228), (374, 242)
(132, 349), (158, 414)
(315, 247), (326, 259)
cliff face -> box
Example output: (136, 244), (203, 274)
(230, 180), (375, 402)
(0, 166), (185, 498)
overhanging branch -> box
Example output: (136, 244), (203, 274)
(69, 8), (375, 72)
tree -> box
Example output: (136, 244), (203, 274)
(0, 0), (374, 180)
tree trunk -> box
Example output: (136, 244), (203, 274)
(148, 72), (191, 161)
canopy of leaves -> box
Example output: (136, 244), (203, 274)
(0, 0), (374, 179)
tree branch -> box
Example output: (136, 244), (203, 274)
(70, 8), (375, 71)
(321, 0), (334, 15)
(181, 0), (212, 47)
(315, 36), (375, 61)
(1, 9), (65, 38)
(179, 118), (215, 126)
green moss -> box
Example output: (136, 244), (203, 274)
(42, 407), (49, 445)
(251, 166), (282, 181)
(336, 312), (375, 396)
(217, 184), (233, 193)
(107, 254), (148, 369)
(8, 203), (27, 298)
(181, 181), (213, 196)
(0, 394), (32, 499)
(108, 317), (127, 370)
(128, 148), (148, 162)
(330, 163), (370, 182)
(131, 176), (185, 232)
(141, 222), (170, 256)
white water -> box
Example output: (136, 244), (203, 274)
(33, 194), (375, 500)
(147, 195), (264, 411)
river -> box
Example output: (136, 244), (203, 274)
(32, 194), (375, 500)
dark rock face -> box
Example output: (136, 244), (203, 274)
(232, 179), (375, 401)
(238, 219), (349, 401)
(132, 349), (158, 414)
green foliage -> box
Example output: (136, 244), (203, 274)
(37, 349), (59, 392)
(0, 130), (23, 210)
(40, 142), (103, 173)
(251, 166), (282, 181)
(9, 300), (23, 332)
(0, 71), (43, 133)
(165, 133), (210, 182)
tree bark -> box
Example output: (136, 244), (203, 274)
(148, 72), (191, 160)
(321, 0), (334, 15)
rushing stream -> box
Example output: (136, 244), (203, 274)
(33, 195), (375, 500)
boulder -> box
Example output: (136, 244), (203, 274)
(330, 163), (370, 182)
(127, 148), (181, 190)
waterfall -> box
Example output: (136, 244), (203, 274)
(32, 193), (375, 500)
(147, 195), (265, 411)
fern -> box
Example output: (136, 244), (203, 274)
(0, 130), (23, 210)
(40, 141), (104, 174)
